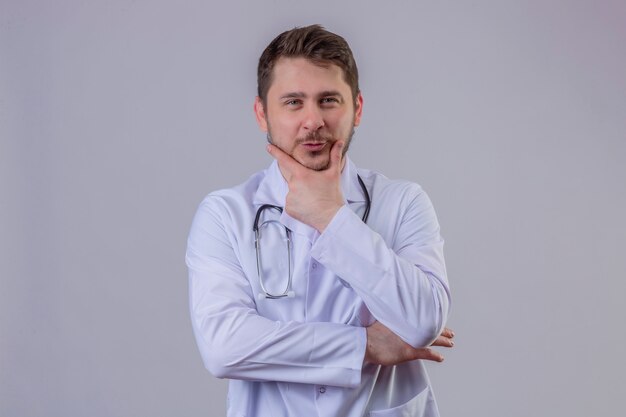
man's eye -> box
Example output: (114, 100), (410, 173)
(285, 99), (301, 106)
(321, 97), (339, 103)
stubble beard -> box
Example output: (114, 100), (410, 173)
(266, 128), (355, 171)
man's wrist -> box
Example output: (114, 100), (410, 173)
(314, 204), (344, 232)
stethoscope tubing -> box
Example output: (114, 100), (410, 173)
(254, 174), (370, 299)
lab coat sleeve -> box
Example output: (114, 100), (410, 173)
(186, 196), (366, 387)
(310, 184), (450, 348)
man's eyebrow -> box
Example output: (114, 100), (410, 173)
(278, 90), (345, 100)
(279, 92), (306, 100)
(317, 90), (343, 98)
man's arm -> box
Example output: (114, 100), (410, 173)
(187, 196), (365, 388)
(268, 141), (451, 351)
(187, 195), (453, 385)
(365, 322), (454, 365)
(311, 191), (450, 349)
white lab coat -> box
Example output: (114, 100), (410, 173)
(187, 158), (450, 417)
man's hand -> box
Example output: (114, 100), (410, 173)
(364, 321), (455, 366)
(267, 141), (346, 232)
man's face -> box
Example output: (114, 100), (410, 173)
(255, 57), (363, 171)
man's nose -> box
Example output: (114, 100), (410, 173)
(302, 105), (324, 131)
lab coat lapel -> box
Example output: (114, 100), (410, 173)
(341, 159), (368, 205)
(252, 160), (289, 207)
(342, 159), (370, 224)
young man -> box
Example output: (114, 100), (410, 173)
(187, 25), (453, 416)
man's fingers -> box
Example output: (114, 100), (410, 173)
(329, 140), (345, 172)
(440, 327), (455, 339)
(430, 335), (454, 348)
(430, 327), (455, 347)
(267, 144), (299, 179)
(410, 347), (444, 363)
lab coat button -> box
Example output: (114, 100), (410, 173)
(319, 386), (326, 394)
(312, 262), (317, 269)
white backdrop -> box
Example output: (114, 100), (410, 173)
(2, 1), (625, 416)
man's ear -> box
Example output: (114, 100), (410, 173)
(353, 92), (364, 127)
(254, 97), (268, 132)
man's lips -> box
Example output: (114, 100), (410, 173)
(301, 142), (327, 151)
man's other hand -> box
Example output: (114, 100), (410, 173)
(364, 321), (455, 366)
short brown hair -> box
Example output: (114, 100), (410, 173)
(257, 24), (360, 104)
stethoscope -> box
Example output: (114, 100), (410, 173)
(253, 174), (370, 300)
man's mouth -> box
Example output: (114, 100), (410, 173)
(301, 142), (328, 151)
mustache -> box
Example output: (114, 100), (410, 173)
(295, 131), (334, 144)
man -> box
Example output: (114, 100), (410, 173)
(187, 24), (453, 416)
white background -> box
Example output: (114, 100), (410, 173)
(2, 1), (625, 416)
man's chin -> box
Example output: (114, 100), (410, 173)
(297, 154), (331, 171)
(308, 161), (331, 171)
